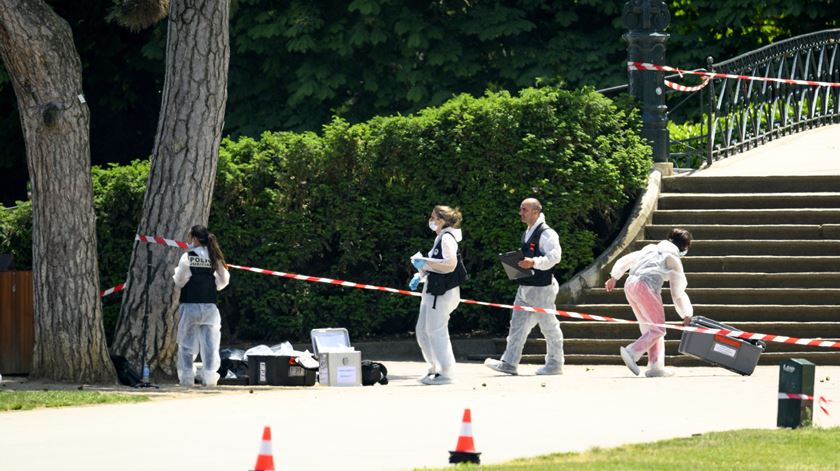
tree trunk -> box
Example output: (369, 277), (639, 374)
(0, 0), (114, 382)
(111, 0), (230, 377)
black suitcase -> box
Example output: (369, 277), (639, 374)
(248, 355), (317, 386)
(678, 316), (765, 376)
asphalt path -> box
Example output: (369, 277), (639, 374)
(2, 362), (838, 470)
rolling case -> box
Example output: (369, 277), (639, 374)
(678, 315), (765, 376)
(247, 355), (316, 386)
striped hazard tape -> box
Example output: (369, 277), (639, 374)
(135, 234), (190, 249)
(628, 61), (840, 88)
(664, 75), (711, 92)
(100, 282), (125, 297)
(228, 264), (421, 298)
(108, 233), (840, 351)
(778, 393), (832, 416)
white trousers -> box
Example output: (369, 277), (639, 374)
(501, 282), (564, 367)
(176, 303), (222, 386)
(416, 286), (459, 378)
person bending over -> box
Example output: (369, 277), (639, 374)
(605, 228), (694, 377)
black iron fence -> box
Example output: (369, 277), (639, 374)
(601, 29), (840, 168)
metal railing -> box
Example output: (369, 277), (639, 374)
(704, 29), (840, 166)
(600, 29), (840, 168)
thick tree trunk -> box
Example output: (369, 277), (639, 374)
(111, 0), (230, 377)
(0, 0), (114, 382)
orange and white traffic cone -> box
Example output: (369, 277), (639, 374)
(449, 408), (481, 464)
(251, 426), (276, 471)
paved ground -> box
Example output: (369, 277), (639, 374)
(690, 123), (840, 176)
(1, 362), (838, 471)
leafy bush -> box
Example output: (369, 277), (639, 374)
(1, 86), (651, 342)
(212, 86), (650, 340)
(0, 200), (31, 268)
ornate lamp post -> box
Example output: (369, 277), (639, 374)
(623, 0), (670, 163)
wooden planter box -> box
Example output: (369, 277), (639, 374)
(0, 271), (33, 375)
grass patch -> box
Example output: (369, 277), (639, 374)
(0, 390), (149, 412)
(425, 427), (840, 470)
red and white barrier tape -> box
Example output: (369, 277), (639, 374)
(629, 61), (840, 88)
(664, 76), (711, 92)
(227, 264), (422, 298)
(100, 234), (190, 297)
(100, 283), (125, 298)
(126, 234), (840, 351)
(135, 234), (190, 250)
(778, 393), (832, 415)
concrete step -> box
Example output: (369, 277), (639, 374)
(558, 304), (840, 322)
(634, 239), (840, 256)
(581, 288), (840, 305)
(554, 321), (837, 340)
(658, 192), (840, 209)
(498, 338), (839, 355)
(682, 256), (840, 272)
(653, 208), (840, 225)
(662, 175), (840, 193)
(683, 272), (840, 288)
(511, 352), (840, 366)
(645, 224), (840, 240)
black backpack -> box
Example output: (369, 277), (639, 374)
(110, 355), (142, 387)
(360, 360), (389, 386)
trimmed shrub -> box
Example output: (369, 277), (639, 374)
(1, 86), (650, 343)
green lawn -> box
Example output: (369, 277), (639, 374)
(426, 428), (840, 470)
(0, 390), (149, 411)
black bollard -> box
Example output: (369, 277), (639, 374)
(777, 359), (815, 428)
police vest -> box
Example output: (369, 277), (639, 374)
(516, 223), (554, 287)
(426, 232), (467, 297)
(179, 251), (218, 304)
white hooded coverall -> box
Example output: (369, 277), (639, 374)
(500, 213), (565, 369)
(416, 227), (462, 380)
(610, 240), (693, 370)
(173, 246), (230, 386)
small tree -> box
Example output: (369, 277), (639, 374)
(0, 0), (114, 382)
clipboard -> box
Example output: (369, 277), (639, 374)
(499, 250), (534, 280)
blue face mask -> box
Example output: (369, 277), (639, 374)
(679, 250), (688, 257)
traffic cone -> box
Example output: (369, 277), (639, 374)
(449, 408), (481, 464)
(251, 426), (276, 471)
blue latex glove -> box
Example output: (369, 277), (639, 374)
(411, 258), (427, 270)
(408, 273), (421, 291)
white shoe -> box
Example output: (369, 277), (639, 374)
(421, 374), (454, 385)
(535, 364), (563, 375)
(484, 358), (518, 375)
(645, 367), (675, 378)
(417, 371), (436, 383)
(620, 347), (640, 376)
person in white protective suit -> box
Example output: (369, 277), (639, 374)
(408, 205), (466, 385)
(172, 225), (230, 386)
(605, 228), (694, 377)
(484, 198), (565, 376)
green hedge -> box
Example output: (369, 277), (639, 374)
(1, 86), (650, 343)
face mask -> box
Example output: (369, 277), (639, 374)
(428, 220), (438, 232)
(679, 250), (688, 257)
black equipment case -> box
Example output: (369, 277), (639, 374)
(248, 355), (316, 386)
(678, 316), (765, 376)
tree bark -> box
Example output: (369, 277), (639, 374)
(0, 0), (114, 382)
(111, 0), (230, 377)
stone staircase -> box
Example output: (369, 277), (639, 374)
(502, 175), (840, 367)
